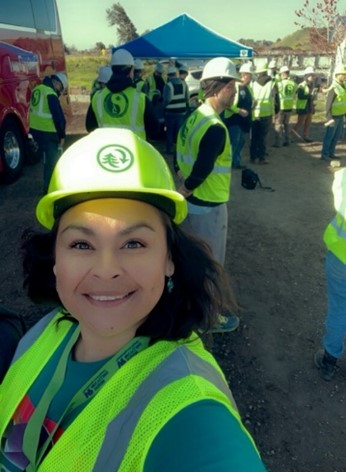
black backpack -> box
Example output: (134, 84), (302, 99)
(241, 168), (274, 191)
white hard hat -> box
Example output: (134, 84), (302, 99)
(155, 63), (164, 73)
(53, 72), (68, 90)
(167, 66), (177, 75)
(255, 63), (268, 74)
(334, 63), (346, 75)
(201, 57), (240, 81)
(268, 60), (277, 69)
(134, 58), (144, 70)
(110, 48), (134, 67)
(97, 66), (112, 83)
(239, 63), (254, 74)
(279, 65), (290, 73)
(304, 66), (315, 75)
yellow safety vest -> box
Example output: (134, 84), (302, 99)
(331, 81), (346, 116)
(277, 78), (297, 111)
(144, 74), (166, 101)
(0, 309), (258, 471)
(252, 80), (275, 118)
(176, 103), (232, 203)
(92, 86), (146, 139)
(29, 84), (57, 133)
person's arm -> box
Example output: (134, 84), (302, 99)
(47, 94), (66, 140)
(85, 103), (99, 133)
(144, 400), (266, 472)
(183, 124), (226, 192)
(144, 96), (161, 140)
(325, 89), (336, 121)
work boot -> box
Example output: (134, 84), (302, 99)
(208, 314), (240, 333)
(314, 349), (337, 381)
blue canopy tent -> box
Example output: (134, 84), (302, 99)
(112, 13), (253, 59)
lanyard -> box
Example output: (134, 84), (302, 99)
(22, 326), (150, 471)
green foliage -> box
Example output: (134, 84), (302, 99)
(106, 2), (138, 45)
(271, 28), (315, 49)
(66, 55), (109, 91)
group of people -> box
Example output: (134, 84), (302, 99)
(0, 52), (269, 470)
(1, 48), (345, 469)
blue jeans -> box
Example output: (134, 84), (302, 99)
(323, 251), (346, 358)
(321, 115), (344, 159)
(164, 112), (185, 153)
(228, 125), (245, 168)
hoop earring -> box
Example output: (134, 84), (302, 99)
(166, 276), (174, 293)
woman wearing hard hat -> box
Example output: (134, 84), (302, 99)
(0, 129), (266, 471)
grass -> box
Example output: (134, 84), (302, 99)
(66, 55), (109, 92)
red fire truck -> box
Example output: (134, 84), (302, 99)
(0, 0), (68, 183)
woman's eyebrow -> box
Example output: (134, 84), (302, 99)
(59, 222), (156, 236)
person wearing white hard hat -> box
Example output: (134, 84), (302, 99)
(291, 66), (316, 143)
(176, 57), (240, 333)
(133, 58), (145, 92)
(142, 62), (167, 133)
(273, 65), (297, 147)
(222, 62), (254, 169)
(29, 72), (68, 193)
(0, 128), (266, 471)
(250, 62), (277, 164)
(90, 65), (112, 99)
(320, 64), (346, 161)
(163, 66), (189, 154)
(85, 49), (159, 141)
(314, 167), (346, 381)
(268, 59), (278, 80)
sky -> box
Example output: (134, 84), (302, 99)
(56, 0), (307, 50)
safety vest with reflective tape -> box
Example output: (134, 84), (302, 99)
(252, 80), (275, 118)
(92, 86), (146, 139)
(331, 81), (346, 116)
(277, 78), (297, 111)
(295, 81), (310, 111)
(145, 74), (166, 101)
(29, 84), (58, 133)
(165, 80), (188, 113)
(176, 103), (232, 203)
(324, 214), (346, 264)
(0, 309), (258, 471)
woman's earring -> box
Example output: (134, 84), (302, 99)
(166, 276), (174, 293)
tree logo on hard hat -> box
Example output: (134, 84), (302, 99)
(97, 145), (134, 172)
(104, 91), (129, 117)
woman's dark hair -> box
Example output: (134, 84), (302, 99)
(21, 211), (236, 341)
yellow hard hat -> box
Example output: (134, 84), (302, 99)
(36, 128), (187, 229)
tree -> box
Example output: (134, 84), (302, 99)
(106, 3), (138, 45)
(95, 42), (106, 51)
(295, 0), (346, 57)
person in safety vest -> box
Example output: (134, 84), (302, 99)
(175, 57), (241, 334)
(222, 61), (254, 169)
(250, 63), (276, 164)
(29, 72), (67, 193)
(291, 66), (317, 143)
(162, 66), (189, 154)
(273, 65), (297, 147)
(320, 64), (346, 162)
(133, 58), (145, 92)
(314, 168), (346, 381)
(0, 128), (266, 472)
(90, 65), (112, 99)
(85, 49), (160, 141)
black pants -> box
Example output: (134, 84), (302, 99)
(250, 116), (272, 161)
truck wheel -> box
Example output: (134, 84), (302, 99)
(0, 119), (24, 183)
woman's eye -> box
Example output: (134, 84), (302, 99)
(123, 240), (144, 249)
(71, 241), (91, 250)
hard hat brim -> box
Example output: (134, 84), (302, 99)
(36, 188), (187, 229)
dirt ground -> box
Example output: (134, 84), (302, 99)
(1, 100), (346, 472)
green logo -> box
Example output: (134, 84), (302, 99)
(97, 144), (134, 172)
(31, 88), (41, 106)
(104, 92), (129, 117)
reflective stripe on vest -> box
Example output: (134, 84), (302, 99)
(92, 87), (146, 139)
(331, 81), (346, 116)
(165, 81), (187, 112)
(296, 82), (309, 111)
(93, 347), (239, 471)
(29, 84), (57, 132)
(252, 80), (274, 118)
(176, 103), (231, 203)
(324, 214), (346, 264)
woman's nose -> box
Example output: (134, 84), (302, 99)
(92, 250), (122, 279)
